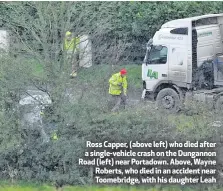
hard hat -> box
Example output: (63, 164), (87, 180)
(66, 31), (72, 36)
(120, 68), (127, 75)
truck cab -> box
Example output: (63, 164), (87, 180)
(142, 14), (223, 111)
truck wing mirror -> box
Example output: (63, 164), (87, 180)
(156, 45), (162, 51)
(147, 47), (151, 52)
(148, 39), (153, 44)
(146, 43), (150, 49)
(147, 39), (153, 48)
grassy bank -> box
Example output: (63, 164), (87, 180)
(1, 60), (223, 189)
(22, 55), (142, 91)
(0, 181), (221, 191)
(69, 64), (142, 90)
(0, 182), (217, 191)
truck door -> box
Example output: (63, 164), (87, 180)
(168, 46), (188, 84)
(214, 55), (223, 86)
(142, 45), (169, 91)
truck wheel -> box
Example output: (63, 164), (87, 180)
(215, 96), (223, 111)
(156, 88), (180, 112)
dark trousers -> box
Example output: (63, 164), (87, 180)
(109, 94), (127, 112)
(66, 50), (79, 73)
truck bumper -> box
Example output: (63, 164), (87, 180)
(141, 89), (155, 100)
(142, 81), (155, 100)
(141, 89), (147, 99)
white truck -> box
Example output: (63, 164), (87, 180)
(0, 29), (9, 54)
(141, 13), (223, 112)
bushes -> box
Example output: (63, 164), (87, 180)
(1, 1), (223, 188)
(0, 59), (222, 188)
(0, 97), (221, 186)
(0, 63), (222, 187)
(0, 183), (206, 191)
(2, 2), (223, 65)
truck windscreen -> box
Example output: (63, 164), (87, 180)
(146, 45), (168, 65)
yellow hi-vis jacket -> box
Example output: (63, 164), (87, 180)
(109, 72), (127, 95)
(63, 37), (80, 52)
(52, 132), (58, 140)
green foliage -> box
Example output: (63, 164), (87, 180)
(1, 1), (223, 189)
(1, 182), (223, 191)
(0, 182), (205, 191)
(1, 1), (223, 64)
